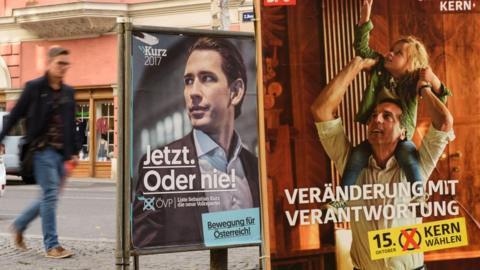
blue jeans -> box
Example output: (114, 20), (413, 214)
(13, 147), (64, 251)
(342, 140), (422, 192)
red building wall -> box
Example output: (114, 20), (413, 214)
(20, 35), (117, 87)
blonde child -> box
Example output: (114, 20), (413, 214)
(335, 0), (452, 206)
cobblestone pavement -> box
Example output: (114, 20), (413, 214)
(0, 235), (260, 270)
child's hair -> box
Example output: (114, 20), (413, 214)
(394, 36), (429, 73)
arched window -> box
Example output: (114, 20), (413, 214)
(0, 56), (11, 89)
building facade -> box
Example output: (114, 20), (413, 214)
(0, 0), (254, 178)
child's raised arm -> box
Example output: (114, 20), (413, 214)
(359, 0), (373, 25)
(353, 0), (381, 59)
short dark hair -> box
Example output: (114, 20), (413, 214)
(186, 37), (247, 119)
(48, 47), (69, 59)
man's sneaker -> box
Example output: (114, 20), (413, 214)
(410, 193), (430, 204)
(45, 246), (74, 259)
(328, 200), (347, 209)
(9, 225), (27, 251)
(323, 200), (347, 216)
(411, 194), (430, 217)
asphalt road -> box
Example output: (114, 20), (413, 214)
(0, 177), (116, 241)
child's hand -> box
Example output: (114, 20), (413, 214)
(360, 57), (378, 71)
(359, 0), (373, 25)
(353, 56), (378, 71)
(419, 67), (441, 90)
(419, 67), (434, 83)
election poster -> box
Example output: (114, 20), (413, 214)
(259, 0), (480, 269)
(130, 28), (261, 251)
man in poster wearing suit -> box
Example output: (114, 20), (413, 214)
(133, 37), (260, 249)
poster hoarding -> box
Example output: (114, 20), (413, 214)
(130, 28), (262, 252)
(260, 0), (480, 269)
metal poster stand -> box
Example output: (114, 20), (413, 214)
(116, 15), (268, 269)
(115, 17), (131, 270)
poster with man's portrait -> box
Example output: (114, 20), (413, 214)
(130, 29), (261, 251)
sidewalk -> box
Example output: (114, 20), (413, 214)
(0, 234), (260, 270)
(1, 178), (260, 269)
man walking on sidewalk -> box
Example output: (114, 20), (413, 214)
(0, 47), (79, 258)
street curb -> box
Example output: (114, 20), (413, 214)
(69, 177), (116, 184)
(0, 233), (115, 243)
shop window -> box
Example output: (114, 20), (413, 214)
(96, 101), (114, 162)
(76, 103), (90, 161)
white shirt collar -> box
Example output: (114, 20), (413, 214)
(192, 129), (243, 161)
(368, 155), (398, 171)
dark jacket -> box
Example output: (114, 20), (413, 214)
(0, 73), (79, 160)
(132, 132), (260, 250)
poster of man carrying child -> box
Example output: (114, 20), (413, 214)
(259, 0), (480, 269)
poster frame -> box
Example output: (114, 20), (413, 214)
(125, 24), (267, 258)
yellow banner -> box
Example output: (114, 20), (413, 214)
(368, 217), (468, 260)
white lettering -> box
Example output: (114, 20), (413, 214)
(144, 170), (161, 191)
(285, 210), (298, 226)
(142, 169), (196, 192)
(298, 188), (309, 204)
(200, 169), (236, 190)
(440, 1), (473, 11)
(284, 189), (298, 204)
(143, 145), (191, 166)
